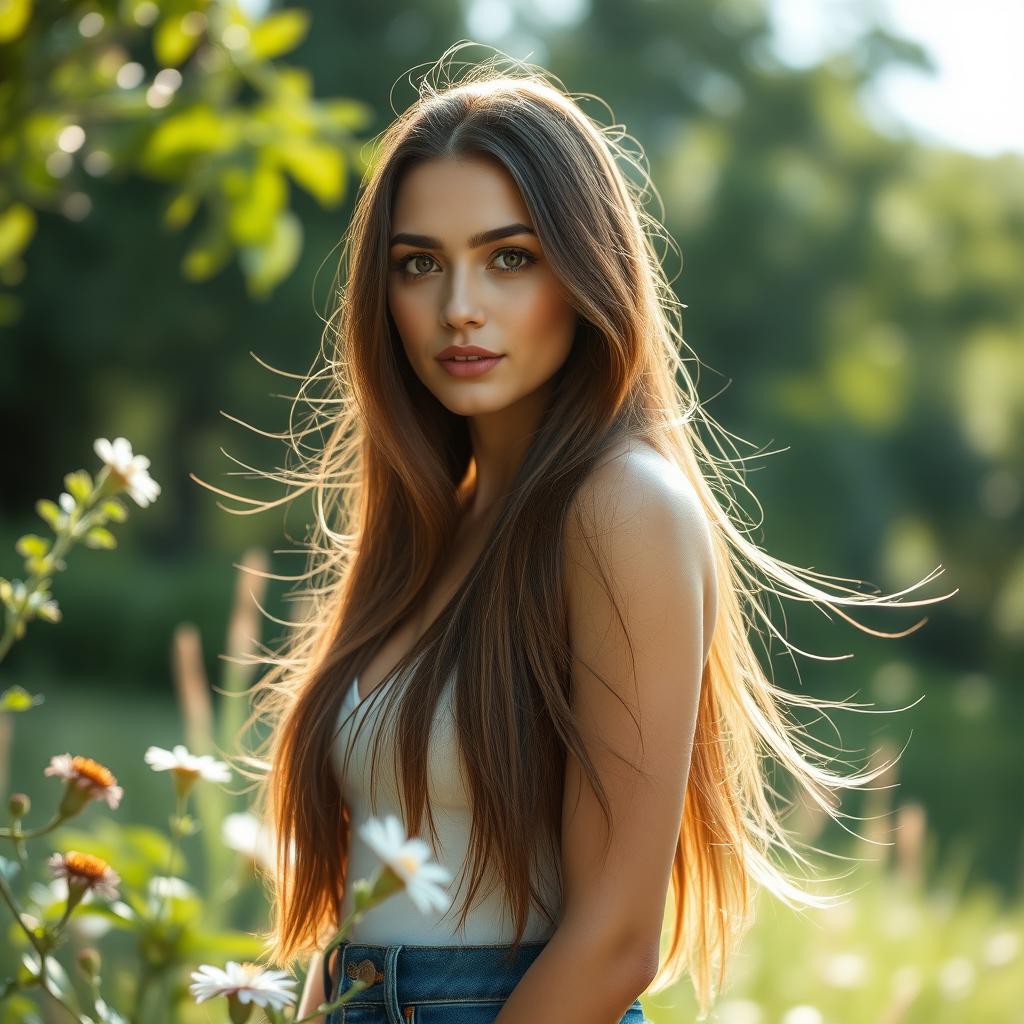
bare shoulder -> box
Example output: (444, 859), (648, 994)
(557, 438), (719, 953)
(566, 438), (716, 593)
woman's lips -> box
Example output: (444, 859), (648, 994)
(438, 355), (505, 378)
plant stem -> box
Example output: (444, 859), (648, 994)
(154, 792), (188, 920)
(0, 813), (65, 840)
(0, 869), (81, 1021)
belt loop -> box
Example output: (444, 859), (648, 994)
(383, 943), (404, 1024)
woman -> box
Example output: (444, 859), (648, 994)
(237, 46), (949, 1024)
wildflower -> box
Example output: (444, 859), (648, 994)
(48, 851), (121, 910)
(357, 814), (453, 915)
(144, 744), (231, 799)
(93, 436), (161, 507)
(45, 754), (123, 817)
(190, 961), (297, 1023)
(221, 811), (277, 872)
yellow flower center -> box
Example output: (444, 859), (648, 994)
(64, 851), (111, 882)
(238, 962), (263, 981)
(71, 756), (117, 789)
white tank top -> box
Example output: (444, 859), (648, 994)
(332, 665), (563, 944)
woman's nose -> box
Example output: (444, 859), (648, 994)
(440, 263), (486, 329)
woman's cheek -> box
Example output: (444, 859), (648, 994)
(388, 292), (427, 356)
(518, 287), (578, 371)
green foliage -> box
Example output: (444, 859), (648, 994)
(643, 861), (1023, 1023)
(0, 0), (373, 306)
(1, 439), (157, 660)
(53, 822), (186, 890)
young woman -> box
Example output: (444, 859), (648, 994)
(238, 47), (949, 1024)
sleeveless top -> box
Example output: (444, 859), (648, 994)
(332, 664), (563, 944)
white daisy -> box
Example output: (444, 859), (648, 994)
(45, 754), (123, 814)
(144, 744), (231, 798)
(357, 814), (453, 915)
(221, 812), (277, 872)
(189, 961), (297, 1011)
(93, 436), (161, 508)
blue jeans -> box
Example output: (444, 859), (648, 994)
(322, 938), (647, 1023)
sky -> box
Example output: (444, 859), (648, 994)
(237, 0), (1023, 162)
(767, 0), (1024, 158)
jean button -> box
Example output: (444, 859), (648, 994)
(346, 958), (382, 987)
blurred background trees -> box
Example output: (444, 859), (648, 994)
(1, 0), (1021, 985)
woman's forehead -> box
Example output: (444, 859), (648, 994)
(391, 156), (531, 234)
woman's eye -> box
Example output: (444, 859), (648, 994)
(396, 253), (437, 277)
(393, 247), (536, 279)
(492, 247), (536, 272)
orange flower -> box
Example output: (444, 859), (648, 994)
(45, 754), (123, 816)
(48, 851), (121, 901)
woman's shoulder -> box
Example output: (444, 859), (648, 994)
(572, 437), (701, 525)
(566, 436), (715, 589)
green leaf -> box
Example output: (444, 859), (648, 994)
(164, 189), (200, 230)
(153, 13), (203, 67)
(0, 993), (39, 1024)
(0, 686), (43, 712)
(273, 140), (345, 205)
(63, 469), (93, 502)
(35, 598), (60, 623)
(35, 498), (62, 531)
(15, 534), (50, 558)
(319, 98), (373, 131)
(182, 222), (233, 281)
(141, 106), (236, 170)
(273, 66), (312, 101)
(223, 163), (287, 246)
(19, 953), (74, 1001)
(0, 0), (32, 43)
(24, 555), (52, 577)
(247, 9), (310, 60)
(100, 498), (128, 523)
(240, 209), (302, 299)
(83, 526), (117, 550)
(0, 202), (36, 264)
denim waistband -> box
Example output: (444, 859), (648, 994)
(324, 938), (550, 1009)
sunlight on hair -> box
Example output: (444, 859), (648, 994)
(190, 40), (956, 1020)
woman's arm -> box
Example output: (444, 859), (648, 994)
(494, 448), (717, 1024)
(296, 950), (328, 1024)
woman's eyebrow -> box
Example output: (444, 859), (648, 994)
(389, 223), (536, 249)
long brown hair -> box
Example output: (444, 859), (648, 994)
(209, 44), (952, 1018)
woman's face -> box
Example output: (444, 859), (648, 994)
(387, 155), (578, 419)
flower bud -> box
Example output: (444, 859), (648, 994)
(76, 947), (102, 980)
(8, 792), (30, 819)
(227, 993), (254, 1024)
